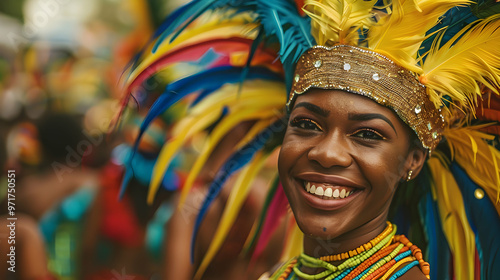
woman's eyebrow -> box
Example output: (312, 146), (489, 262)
(347, 113), (397, 135)
(293, 102), (330, 117)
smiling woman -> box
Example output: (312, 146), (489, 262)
(280, 89), (424, 237)
(278, 90), (429, 279)
(119, 0), (500, 279)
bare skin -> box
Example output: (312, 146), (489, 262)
(15, 169), (99, 221)
(0, 214), (51, 280)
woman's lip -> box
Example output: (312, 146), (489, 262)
(296, 172), (364, 189)
(297, 179), (361, 211)
(293, 173), (364, 211)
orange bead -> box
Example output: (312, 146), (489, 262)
(414, 251), (423, 260)
(400, 236), (409, 244)
(421, 262), (430, 275)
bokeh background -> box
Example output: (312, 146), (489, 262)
(0, 1), (189, 279)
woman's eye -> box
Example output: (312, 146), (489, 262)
(351, 129), (385, 140)
(290, 118), (322, 131)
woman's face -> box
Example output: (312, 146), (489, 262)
(278, 89), (417, 239)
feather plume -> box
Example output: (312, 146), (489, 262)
(131, 66), (280, 186)
(427, 157), (476, 280)
(419, 191), (452, 280)
(303, 0), (377, 46)
(178, 118), (278, 208)
(148, 80), (286, 204)
(421, 15), (500, 110)
(369, 0), (471, 73)
(193, 151), (269, 280)
(250, 181), (288, 262)
(177, 112), (281, 209)
(280, 217), (303, 261)
(242, 176), (280, 254)
(444, 125), (500, 213)
(189, 119), (285, 263)
(252, 0), (315, 89)
(156, 1), (254, 48)
(451, 163), (500, 279)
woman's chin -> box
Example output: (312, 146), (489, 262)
(296, 215), (347, 240)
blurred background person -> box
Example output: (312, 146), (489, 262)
(0, 0), (188, 279)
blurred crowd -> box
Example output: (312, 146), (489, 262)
(0, 0), (178, 279)
(0, 1), (287, 279)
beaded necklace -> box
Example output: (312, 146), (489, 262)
(271, 223), (430, 280)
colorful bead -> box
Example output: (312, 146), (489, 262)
(272, 223), (430, 280)
(320, 222), (393, 262)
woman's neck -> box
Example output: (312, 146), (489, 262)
(302, 215), (389, 262)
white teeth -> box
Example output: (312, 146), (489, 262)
(304, 181), (355, 199)
(315, 186), (324, 195)
(324, 188), (333, 197)
(333, 189), (340, 198)
(310, 185), (316, 194)
(340, 189), (346, 198)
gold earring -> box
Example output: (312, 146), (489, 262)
(406, 170), (413, 181)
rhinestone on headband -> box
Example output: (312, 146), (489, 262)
(288, 45), (444, 151)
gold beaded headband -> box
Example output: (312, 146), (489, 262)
(288, 45), (445, 151)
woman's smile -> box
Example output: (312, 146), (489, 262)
(293, 173), (364, 210)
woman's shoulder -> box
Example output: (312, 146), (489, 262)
(394, 265), (429, 280)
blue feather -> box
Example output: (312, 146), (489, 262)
(153, 0), (253, 52)
(190, 86), (221, 107)
(419, 191), (451, 280)
(124, 66), (282, 198)
(190, 118), (286, 263)
(119, 162), (135, 199)
(166, 66), (282, 97)
(451, 162), (500, 279)
(238, 27), (265, 91)
(255, 0), (314, 88)
(118, 146), (182, 198)
(152, 2), (198, 39)
(420, 6), (478, 61)
(413, 165), (451, 280)
(149, 0), (313, 89)
(131, 66), (282, 158)
(123, 2), (198, 82)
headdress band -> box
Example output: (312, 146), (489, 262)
(288, 45), (444, 150)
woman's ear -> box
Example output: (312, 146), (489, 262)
(405, 147), (427, 180)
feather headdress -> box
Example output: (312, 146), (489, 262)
(118, 0), (500, 279)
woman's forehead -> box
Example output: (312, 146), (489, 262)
(292, 89), (394, 114)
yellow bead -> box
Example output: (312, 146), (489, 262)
(475, 188), (485, 199)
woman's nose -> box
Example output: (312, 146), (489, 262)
(307, 132), (352, 169)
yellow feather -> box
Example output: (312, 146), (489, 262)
(281, 218), (303, 262)
(235, 118), (278, 151)
(369, 0), (470, 73)
(303, 0), (377, 46)
(193, 151), (268, 280)
(444, 125), (500, 215)
(421, 15), (500, 111)
(148, 81), (286, 204)
(178, 109), (282, 208)
(125, 17), (258, 88)
(148, 110), (221, 204)
(427, 157), (476, 280)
